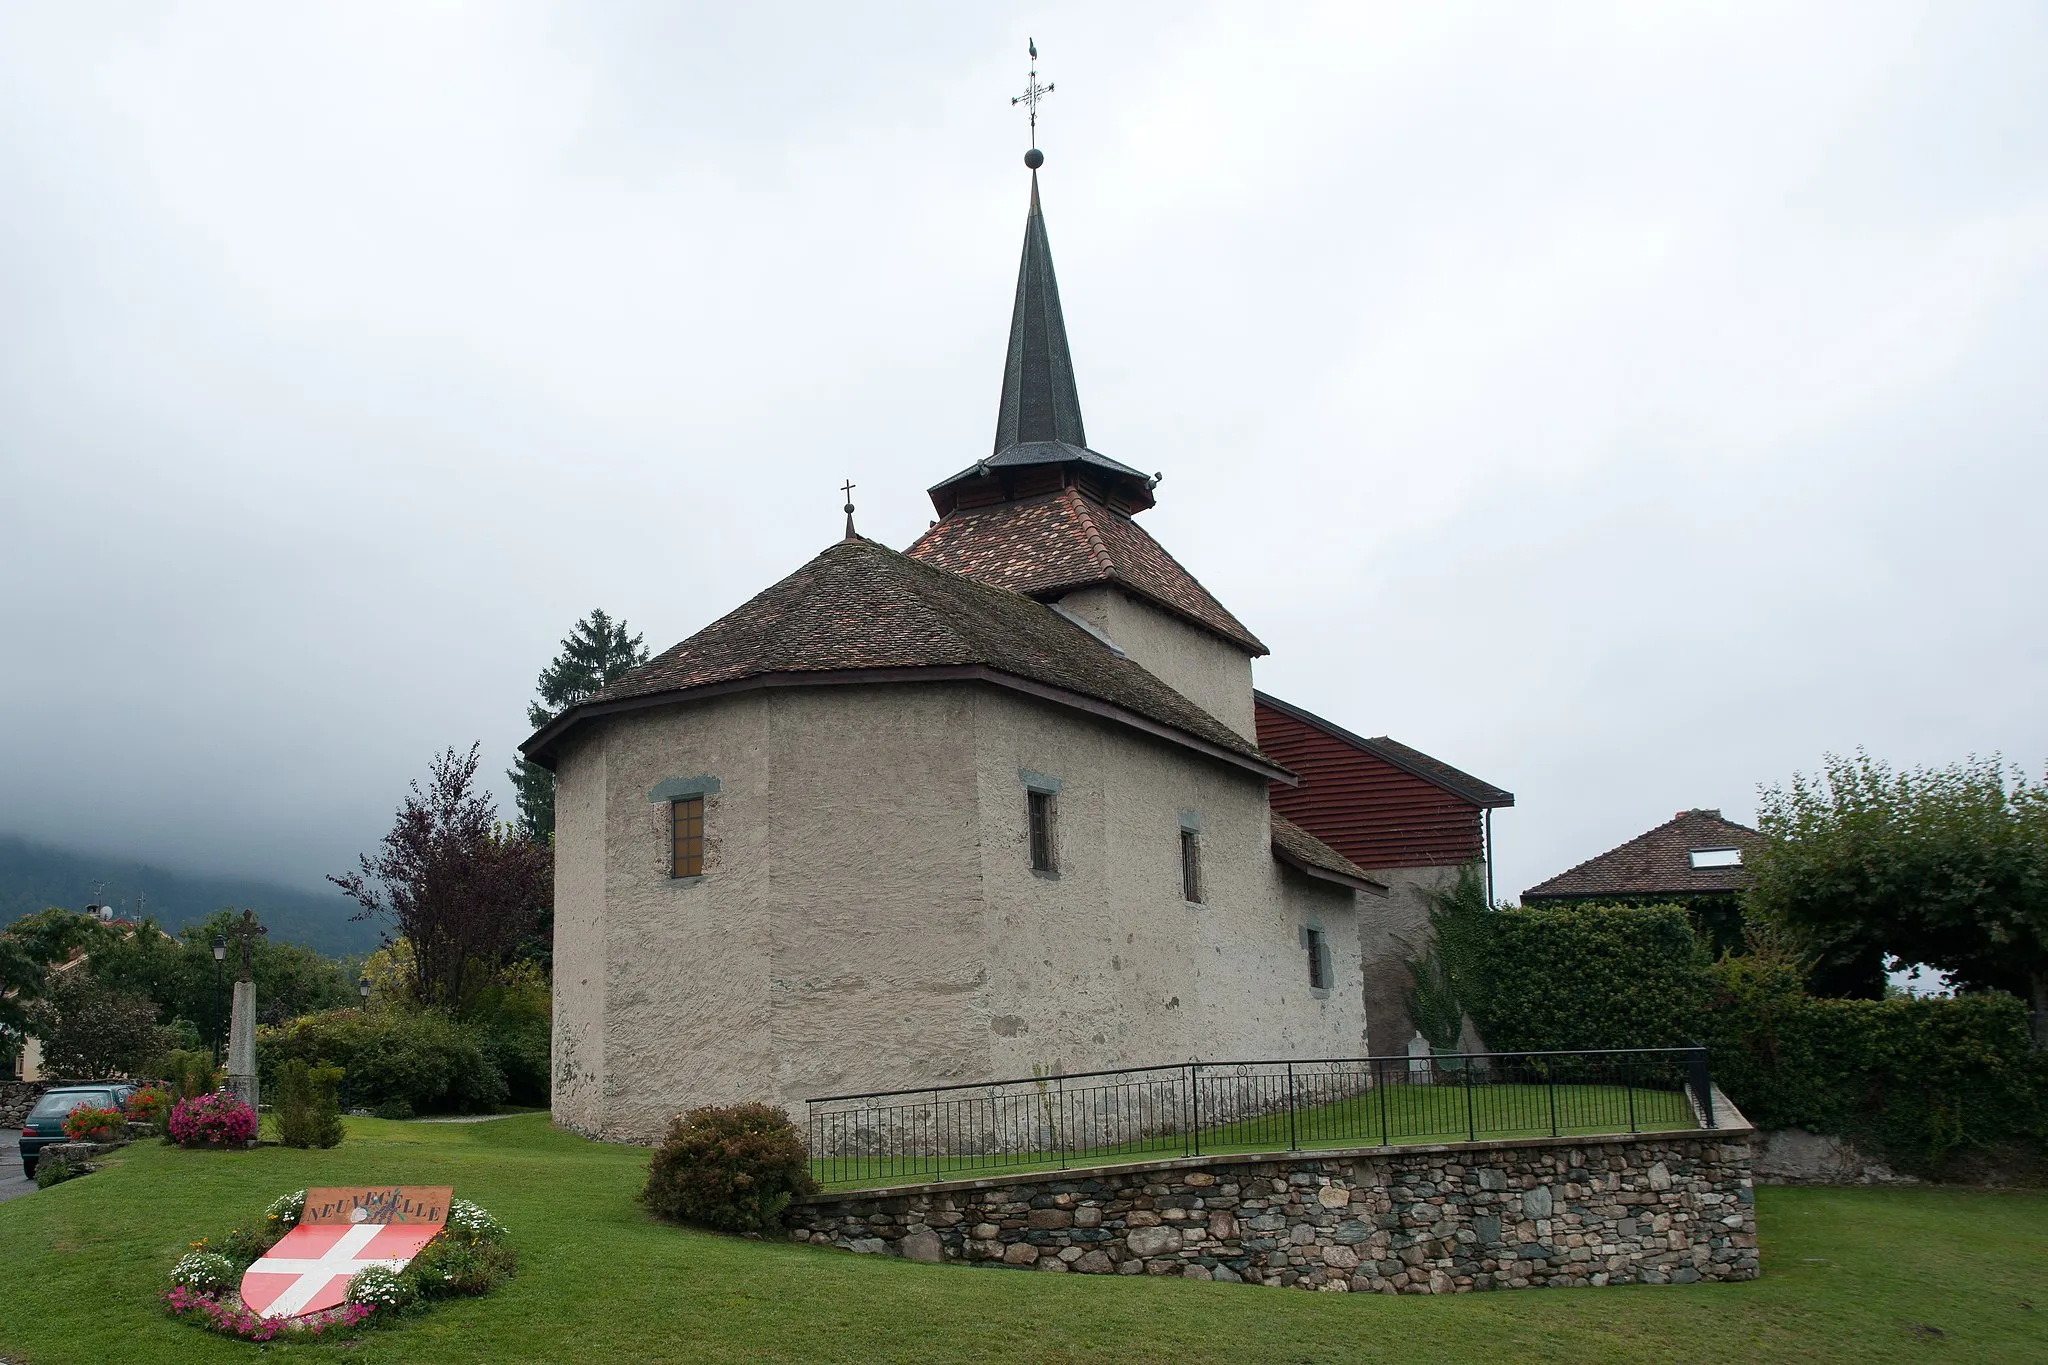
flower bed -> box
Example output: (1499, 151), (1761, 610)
(61, 1104), (125, 1142)
(162, 1188), (513, 1342)
(124, 1085), (170, 1128)
(166, 1092), (257, 1147)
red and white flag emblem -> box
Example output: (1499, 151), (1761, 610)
(241, 1186), (451, 1320)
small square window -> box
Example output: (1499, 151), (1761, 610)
(1306, 927), (1329, 990)
(671, 795), (704, 878)
(1028, 789), (1057, 872)
(1180, 829), (1203, 904)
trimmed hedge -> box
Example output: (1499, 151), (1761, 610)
(257, 1008), (507, 1116)
(1702, 977), (2048, 1176)
(1450, 901), (2048, 1176)
(1470, 903), (1711, 1053)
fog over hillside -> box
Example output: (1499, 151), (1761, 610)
(0, 835), (379, 956)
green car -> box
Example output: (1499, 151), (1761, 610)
(18, 1084), (132, 1179)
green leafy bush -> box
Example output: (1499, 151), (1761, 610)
(160, 1050), (222, 1102)
(34, 1154), (81, 1188)
(1469, 903), (1711, 1052)
(466, 968), (551, 1107)
(1703, 974), (2048, 1175)
(273, 1060), (346, 1148)
(641, 1103), (816, 1233)
(257, 1007), (506, 1115)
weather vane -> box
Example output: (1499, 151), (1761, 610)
(1012, 38), (1053, 166)
(841, 478), (857, 539)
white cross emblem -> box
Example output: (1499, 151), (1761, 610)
(252, 1223), (413, 1318)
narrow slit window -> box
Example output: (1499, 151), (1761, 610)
(1306, 927), (1328, 989)
(1181, 829), (1203, 904)
(1028, 789), (1056, 872)
(671, 795), (704, 878)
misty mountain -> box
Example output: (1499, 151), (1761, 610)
(0, 834), (379, 956)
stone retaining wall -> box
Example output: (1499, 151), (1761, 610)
(790, 1125), (1756, 1293)
(1, 1081), (50, 1129)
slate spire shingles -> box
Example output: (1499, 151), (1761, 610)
(993, 171), (1086, 455)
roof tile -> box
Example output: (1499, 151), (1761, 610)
(905, 488), (1266, 654)
(527, 536), (1276, 769)
(1522, 809), (1761, 900)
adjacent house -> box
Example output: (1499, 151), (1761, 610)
(1254, 692), (1514, 1052)
(1521, 808), (1762, 954)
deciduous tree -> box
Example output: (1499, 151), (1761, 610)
(1748, 751), (2048, 1046)
(332, 744), (552, 1011)
(25, 969), (173, 1078)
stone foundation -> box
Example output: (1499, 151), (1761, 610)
(791, 1124), (1756, 1292)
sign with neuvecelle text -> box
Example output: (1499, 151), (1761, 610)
(240, 1187), (452, 1320)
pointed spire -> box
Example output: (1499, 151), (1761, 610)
(992, 165), (1086, 455)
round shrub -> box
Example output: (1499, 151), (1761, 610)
(167, 1092), (257, 1147)
(641, 1103), (816, 1234)
(62, 1104), (125, 1142)
(34, 1154), (80, 1188)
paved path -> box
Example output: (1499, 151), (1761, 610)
(0, 1130), (35, 1204)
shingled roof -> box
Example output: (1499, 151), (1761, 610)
(521, 536), (1290, 782)
(1522, 809), (1762, 902)
(1271, 815), (1389, 896)
(906, 487), (1266, 655)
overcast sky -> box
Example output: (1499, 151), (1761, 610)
(3, 2), (2045, 908)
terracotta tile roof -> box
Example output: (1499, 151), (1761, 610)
(1271, 815), (1388, 895)
(1521, 809), (1762, 901)
(524, 536), (1285, 775)
(903, 488), (1267, 655)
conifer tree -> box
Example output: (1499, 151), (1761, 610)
(510, 609), (650, 839)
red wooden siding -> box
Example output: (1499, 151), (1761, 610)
(1256, 701), (1484, 871)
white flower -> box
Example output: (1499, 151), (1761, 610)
(171, 1251), (236, 1295)
(265, 1188), (308, 1228)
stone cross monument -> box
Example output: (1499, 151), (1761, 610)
(224, 909), (267, 1118)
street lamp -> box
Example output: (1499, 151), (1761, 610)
(211, 935), (227, 1067)
(358, 976), (371, 1011)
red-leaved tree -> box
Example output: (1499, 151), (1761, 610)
(331, 744), (551, 1011)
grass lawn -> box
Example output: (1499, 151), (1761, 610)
(1, 1115), (2042, 1364)
(816, 1081), (1699, 1189)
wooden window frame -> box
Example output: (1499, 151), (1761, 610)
(1306, 926), (1329, 990)
(670, 795), (704, 879)
(1027, 788), (1057, 873)
(1180, 828), (1203, 904)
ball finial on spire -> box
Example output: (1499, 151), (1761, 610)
(1024, 148), (1044, 169)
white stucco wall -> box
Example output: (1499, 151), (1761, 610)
(1354, 862), (1491, 1058)
(1054, 586), (1258, 741)
(551, 677), (1364, 1143)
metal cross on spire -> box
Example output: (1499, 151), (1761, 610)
(841, 478), (857, 539)
(1012, 38), (1054, 151)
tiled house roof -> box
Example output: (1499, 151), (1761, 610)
(1522, 809), (1762, 901)
(905, 487), (1266, 655)
(522, 536), (1288, 780)
(1271, 815), (1388, 895)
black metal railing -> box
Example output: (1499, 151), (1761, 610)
(805, 1046), (1714, 1191)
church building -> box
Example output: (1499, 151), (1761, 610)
(524, 157), (1502, 1144)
